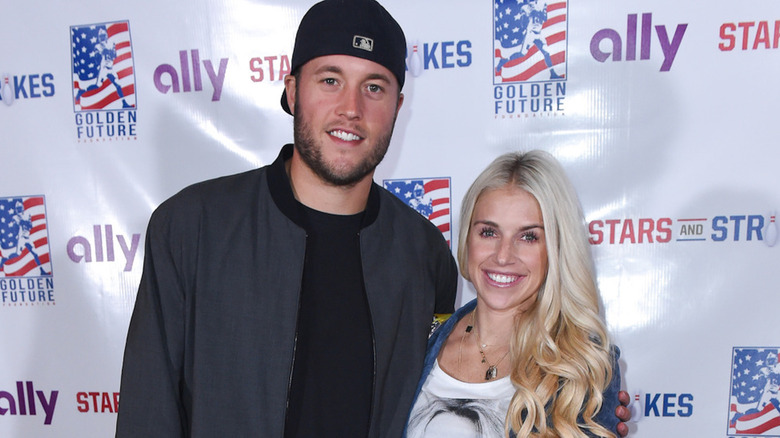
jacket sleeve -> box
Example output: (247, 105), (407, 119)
(115, 206), (189, 437)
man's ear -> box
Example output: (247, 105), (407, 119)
(395, 92), (404, 117)
(284, 74), (297, 115)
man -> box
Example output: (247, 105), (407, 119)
(116, 1), (456, 437)
(116, 1), (630, 436)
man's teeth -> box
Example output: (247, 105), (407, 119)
(487, 273), (517, 284)
(330, 130), (361, 141)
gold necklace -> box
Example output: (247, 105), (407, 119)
(470, 310), (510, 381)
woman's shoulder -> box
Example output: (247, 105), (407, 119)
(430, 299), (477, 339)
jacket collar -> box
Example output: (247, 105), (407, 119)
(267, 144), (380, 230)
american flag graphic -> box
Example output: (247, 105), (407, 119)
(494, 0), (567, 83)
(383, 178), (452, 247)
(0, 196), (51, 277)
(71, 21), (136, 111)
(729, 347), (780, 435)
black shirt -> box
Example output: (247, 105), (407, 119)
(284, 204), (373, 437)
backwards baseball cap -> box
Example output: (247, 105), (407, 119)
(280, 0), (407, 115)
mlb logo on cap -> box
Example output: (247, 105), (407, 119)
(353, 35), (374, 52)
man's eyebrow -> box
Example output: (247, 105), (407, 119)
(312, 65), (392, 83)
(364, 72), (392, 83)
(313, 65), (344, 75)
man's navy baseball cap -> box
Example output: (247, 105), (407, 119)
(280, 0), (407, 115)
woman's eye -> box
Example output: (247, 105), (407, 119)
(479, 227), (496, 238)
(519, 231), (538, 242)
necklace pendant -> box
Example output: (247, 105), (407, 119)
(485, 366), (497, 380)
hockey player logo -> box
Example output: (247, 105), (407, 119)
(729, 348), (780, 435)
(383, 178), (452, 247)
(494, 0), (567, 82)
(0, 197), (51, 277)
(71, 21), (136, 111)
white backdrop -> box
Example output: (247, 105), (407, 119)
(1, 0), (778, 436)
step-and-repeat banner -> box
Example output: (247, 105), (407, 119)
(2, 0), (778, 436)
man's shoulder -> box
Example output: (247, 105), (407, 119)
(182, 167), (268, 198)
(176, 167), (267, 202)
(374, 187), (453, 259)
(376, 186), (439, 231)
(151, 167), (271, 224)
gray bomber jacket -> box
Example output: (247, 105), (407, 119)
(116, 144), (458, 437)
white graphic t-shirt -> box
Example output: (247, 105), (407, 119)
(406, 360), (515, 438)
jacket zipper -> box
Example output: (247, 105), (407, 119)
(359, 230), (378, 435)
(283, 233), (306, 437)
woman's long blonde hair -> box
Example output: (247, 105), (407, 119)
(457, 151), (615, 438)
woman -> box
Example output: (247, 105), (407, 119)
(406, 151), (621, 437)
